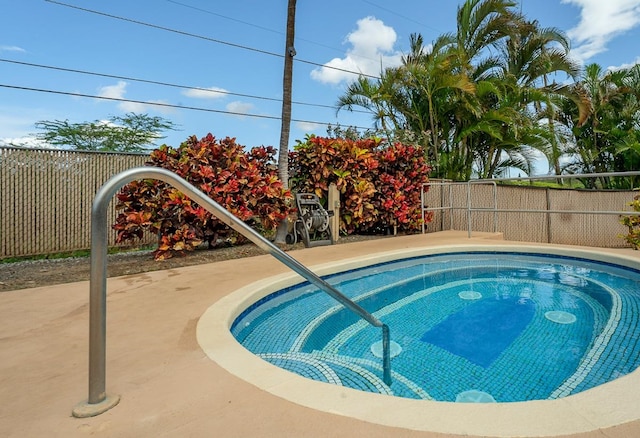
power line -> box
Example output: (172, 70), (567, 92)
(166, 0), (346, 55)
(0, 83), (373, 130)
(360, 0), (444, 34)
(0, 58), (370, 113)
(166, 0), (283, 37)
(44, 0), (381, 80)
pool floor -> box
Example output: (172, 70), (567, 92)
(233, 253), (640, 402)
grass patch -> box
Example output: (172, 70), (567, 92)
(0, 245), (155, 264)
(498, 179), (586, 189)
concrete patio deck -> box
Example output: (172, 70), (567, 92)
(2, 231), (640, 438)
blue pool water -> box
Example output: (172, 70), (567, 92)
(231, 252), (640, 402)
(421, 295), (536, 368)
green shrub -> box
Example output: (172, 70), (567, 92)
(620, 194), (640, 250)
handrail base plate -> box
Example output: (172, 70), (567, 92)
(72, 394), (120, 418)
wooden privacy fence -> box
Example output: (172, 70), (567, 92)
(1, 147), (156, 258)
(423, 180), (636, 248)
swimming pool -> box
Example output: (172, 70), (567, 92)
(196, 242), (640, 436)
(229, 251), (640, 403)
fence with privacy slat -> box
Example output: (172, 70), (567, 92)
(1, 147), (156, 259)
(2, 147), (638, 259)
(423, 180), (636, 248)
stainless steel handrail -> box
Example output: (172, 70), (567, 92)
(72, 167), (392, 418)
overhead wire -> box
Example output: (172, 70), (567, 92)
(360, 0), (443, 34)
(0, 58), (369, 113)
(166, 0), (348, 56)
(2, 0), (390, 134)
(44, 0), (383, 80)
(0, 83), (374, 131)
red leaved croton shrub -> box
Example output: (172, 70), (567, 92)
(375, 142), (431, 232)
(290, 136), (379, 234)
(289, 135), (431, 235)
(114, 134), (293, 260)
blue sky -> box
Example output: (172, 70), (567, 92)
(2, 0), (640, 153)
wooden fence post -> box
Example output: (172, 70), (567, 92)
(328, 183), (340, 242)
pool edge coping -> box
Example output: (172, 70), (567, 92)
(197, 242), (640, 437)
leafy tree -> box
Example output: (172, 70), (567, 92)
(34, 113), (177, 152)
(326, 123), (373, 140)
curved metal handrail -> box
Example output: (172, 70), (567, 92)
(72, 167), (391, 417)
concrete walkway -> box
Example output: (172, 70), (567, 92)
(1, 231), (640, 437)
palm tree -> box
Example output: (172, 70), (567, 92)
(337, 66), (410, 137)
(337, 32), (478, 176)
(493, 17), (584, 178)
(401, 33), (476, 172)
(454, 0), (516, 70)
(278, 0), (297, 189)
(446, 0), (523, 179)
(561, 64), (625, 184)
(554, 63), (640, 188)
(275, 0), (296, 243)
(336, 0), (594, 181)
(612, 64), (640, 185)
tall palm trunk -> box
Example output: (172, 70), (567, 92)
(543, 75), (563, 183)
(426, 93), (440, 171)
(275, 0), (296, 243)
(278, 0), (296, 189)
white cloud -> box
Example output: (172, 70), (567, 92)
(96, 81), (173, 114)
(563, 0), (640, 61)
(0, 136), (55, 149)
(310, 16), (403, 85)
(295, 121), (323, 132)
(0, 45), (26, 53)
(97, 81), (128, 100)
(225, 101), (255, 118)
(607, 56), (640, 71)
(117, 100), (147, 113)
(182, 86), (228, 99)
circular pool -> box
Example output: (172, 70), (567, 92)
(230, 251), (640, 403)
(197, 244), (640, 436)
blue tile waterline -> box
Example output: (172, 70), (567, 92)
(232, 252), (640, 402)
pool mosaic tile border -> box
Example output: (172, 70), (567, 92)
(551, 275), (622, 398)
